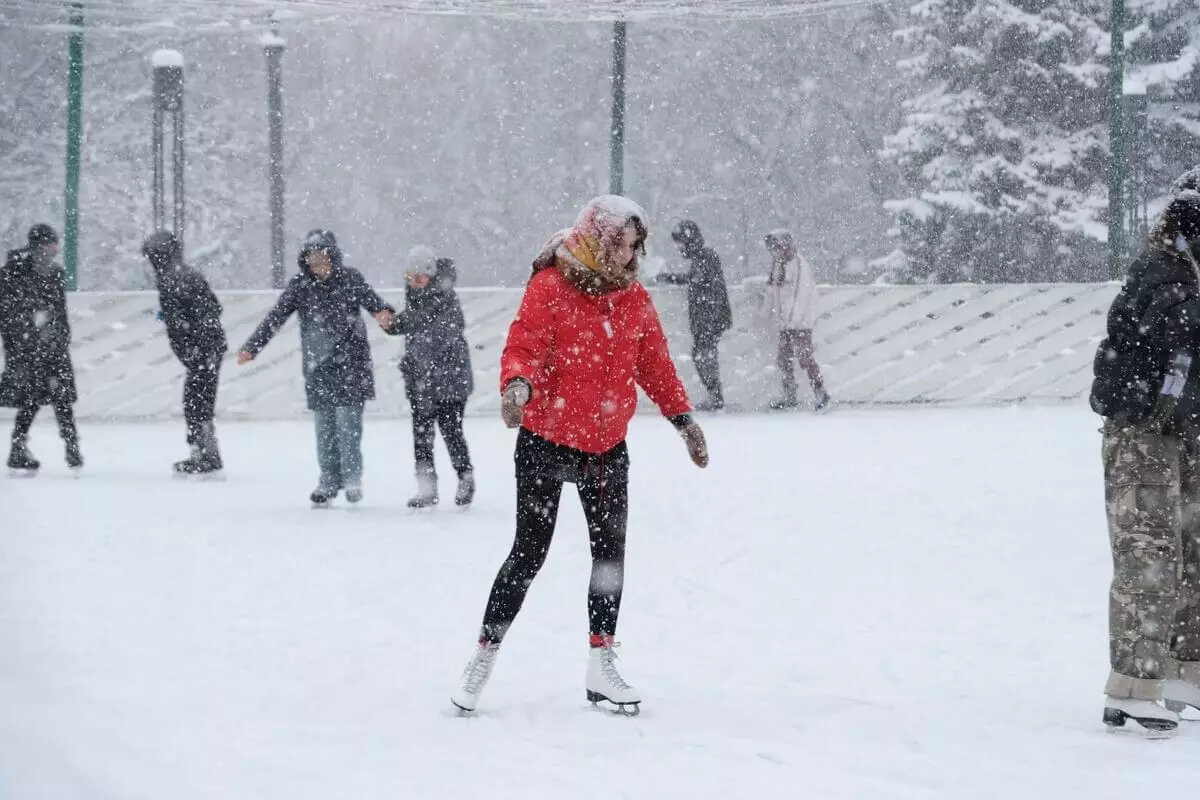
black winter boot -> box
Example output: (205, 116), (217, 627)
(174, 422), (223, 476)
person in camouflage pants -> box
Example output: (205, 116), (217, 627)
(1102, 423), (1200, 702)
(1091, 183), (1200, 730)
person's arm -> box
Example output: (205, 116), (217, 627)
(499, 272), (556, 427)
(634, 290), (691, 418)
(239, 280), (299, 359)
(655, 268), (690, 285)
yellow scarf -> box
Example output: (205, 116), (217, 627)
(565, 233), (603, 272)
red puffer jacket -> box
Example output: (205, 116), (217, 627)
(501, 267), (692, 454)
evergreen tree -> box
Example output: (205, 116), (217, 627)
(881, 0), (1109, 283)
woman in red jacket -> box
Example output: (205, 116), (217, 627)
(451, 196), (709, 716)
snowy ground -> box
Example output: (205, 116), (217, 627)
(2, 406), (1195, 799)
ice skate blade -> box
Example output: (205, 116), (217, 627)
(1103, 707), (1177, 735)
(6, 468), (38, 478)
(173, 471), (225, 482)
(450, 699), (477, 716)
(587, 691), (640, 717)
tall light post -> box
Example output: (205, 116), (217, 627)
(262, 22), (287, 289)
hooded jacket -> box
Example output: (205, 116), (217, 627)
(241, 231), (393, 410)
(386, 255), (474, 408)
(658, 221), (732, 339)
(142, 232), (227, 367)
(0, 240), (77, 408)
(501, 196), (691, 454)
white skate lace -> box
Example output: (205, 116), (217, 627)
(462, 645), (498, 695)
(597, 644), (631, 692)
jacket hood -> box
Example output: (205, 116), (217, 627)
(298, 229), (343, 273)
(531, 195), (648, 295)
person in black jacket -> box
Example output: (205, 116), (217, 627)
(656, 220), (732, 411)
(238, 230), (395, 506)
(0, 224), (81, 473)
(142, 231), (228, 475)
(383, 246), (475, 508)
(1091, 188), (1200, 733)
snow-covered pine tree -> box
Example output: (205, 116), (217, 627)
(1126, 0), (1200, 213)
(881, 0), (1109, 283)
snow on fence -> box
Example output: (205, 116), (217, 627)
(9, 282), (1120, 421)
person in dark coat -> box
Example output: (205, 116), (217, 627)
(142, 231), (228, 475)
(383, 246), (475, 508)
(237, 229), (395, 505)
(656, 220), (732, 411)
(1090, 188), (1200, 733)
(0, 224), (81, 472)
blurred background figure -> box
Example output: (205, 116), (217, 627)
(384, 245), (475, 509)
(658, 220), (732, 412)
(763, 229), (830, 412)
(0, 224), (81, 473)
(142, 231), (228, 476)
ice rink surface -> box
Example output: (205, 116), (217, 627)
(2, 406), (1193, 799)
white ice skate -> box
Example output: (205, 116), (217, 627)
(586, 638), (641, 716)
(1103, 697), (1179, 733)
(451, 640), (500, 714)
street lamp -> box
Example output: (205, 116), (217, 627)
(151, 49), (186, 248)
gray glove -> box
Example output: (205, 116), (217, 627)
(501, 379), (531, 429)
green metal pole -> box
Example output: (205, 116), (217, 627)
(1108, 0), (1126, 279)
(609, 20), (627, 196)
(64, 1), (84, 291)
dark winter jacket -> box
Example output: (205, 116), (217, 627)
(241, 243), (392, 411)
(0, 246), (77, 408)
(151, 259), (227, 368)
(657, 234), (732, 340)
(1091, 243), (1200, 433)
(385, 258), (473, 410)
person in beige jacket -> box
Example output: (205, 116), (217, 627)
(762, 229), (830, 411)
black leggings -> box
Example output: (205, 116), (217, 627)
(412, 399), (473, 475)
(12, 401), (77, 445)
(480, 431), (629, 643)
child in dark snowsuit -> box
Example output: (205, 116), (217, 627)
(384, 246), (475, 508)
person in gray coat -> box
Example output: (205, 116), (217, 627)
(384, 246), (475, 508)
(238, 230), (395, 506)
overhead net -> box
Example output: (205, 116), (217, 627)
(1, 0), (890, 31)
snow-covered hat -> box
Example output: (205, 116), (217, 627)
(405, 245), (438, 277)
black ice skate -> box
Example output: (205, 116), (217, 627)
(813, 389), (831, 413)
(769, 397), (799, 411)
(65, 440), (83, 472)
(310, 485), (339, 507)
(174, 424), (223, 477)
(455, 470), (475, 508)
(408, 467), (438, 509)
(7, 438), (40, 475)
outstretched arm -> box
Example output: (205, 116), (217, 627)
(240, 282), (299, 357)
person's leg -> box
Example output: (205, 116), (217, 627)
(1169, 441), (1200, 708)
(1102, 424), (1184, 728)
(52, 401), (81, 467)
(8, 405), (40, 468)
(436, 400), (473, 476)
(312, 407), (343, 491)
(793, 329), (827, 396)
(183, 357), (222, 467)
(692, 333), (723, 408)
(478, 472), (564, 643)
(335, 403), (365, 491)
(774, 330), (798, 406)
(577, 445), (631, 639)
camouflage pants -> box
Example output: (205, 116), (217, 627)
(1103, 423), (1200, 697)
